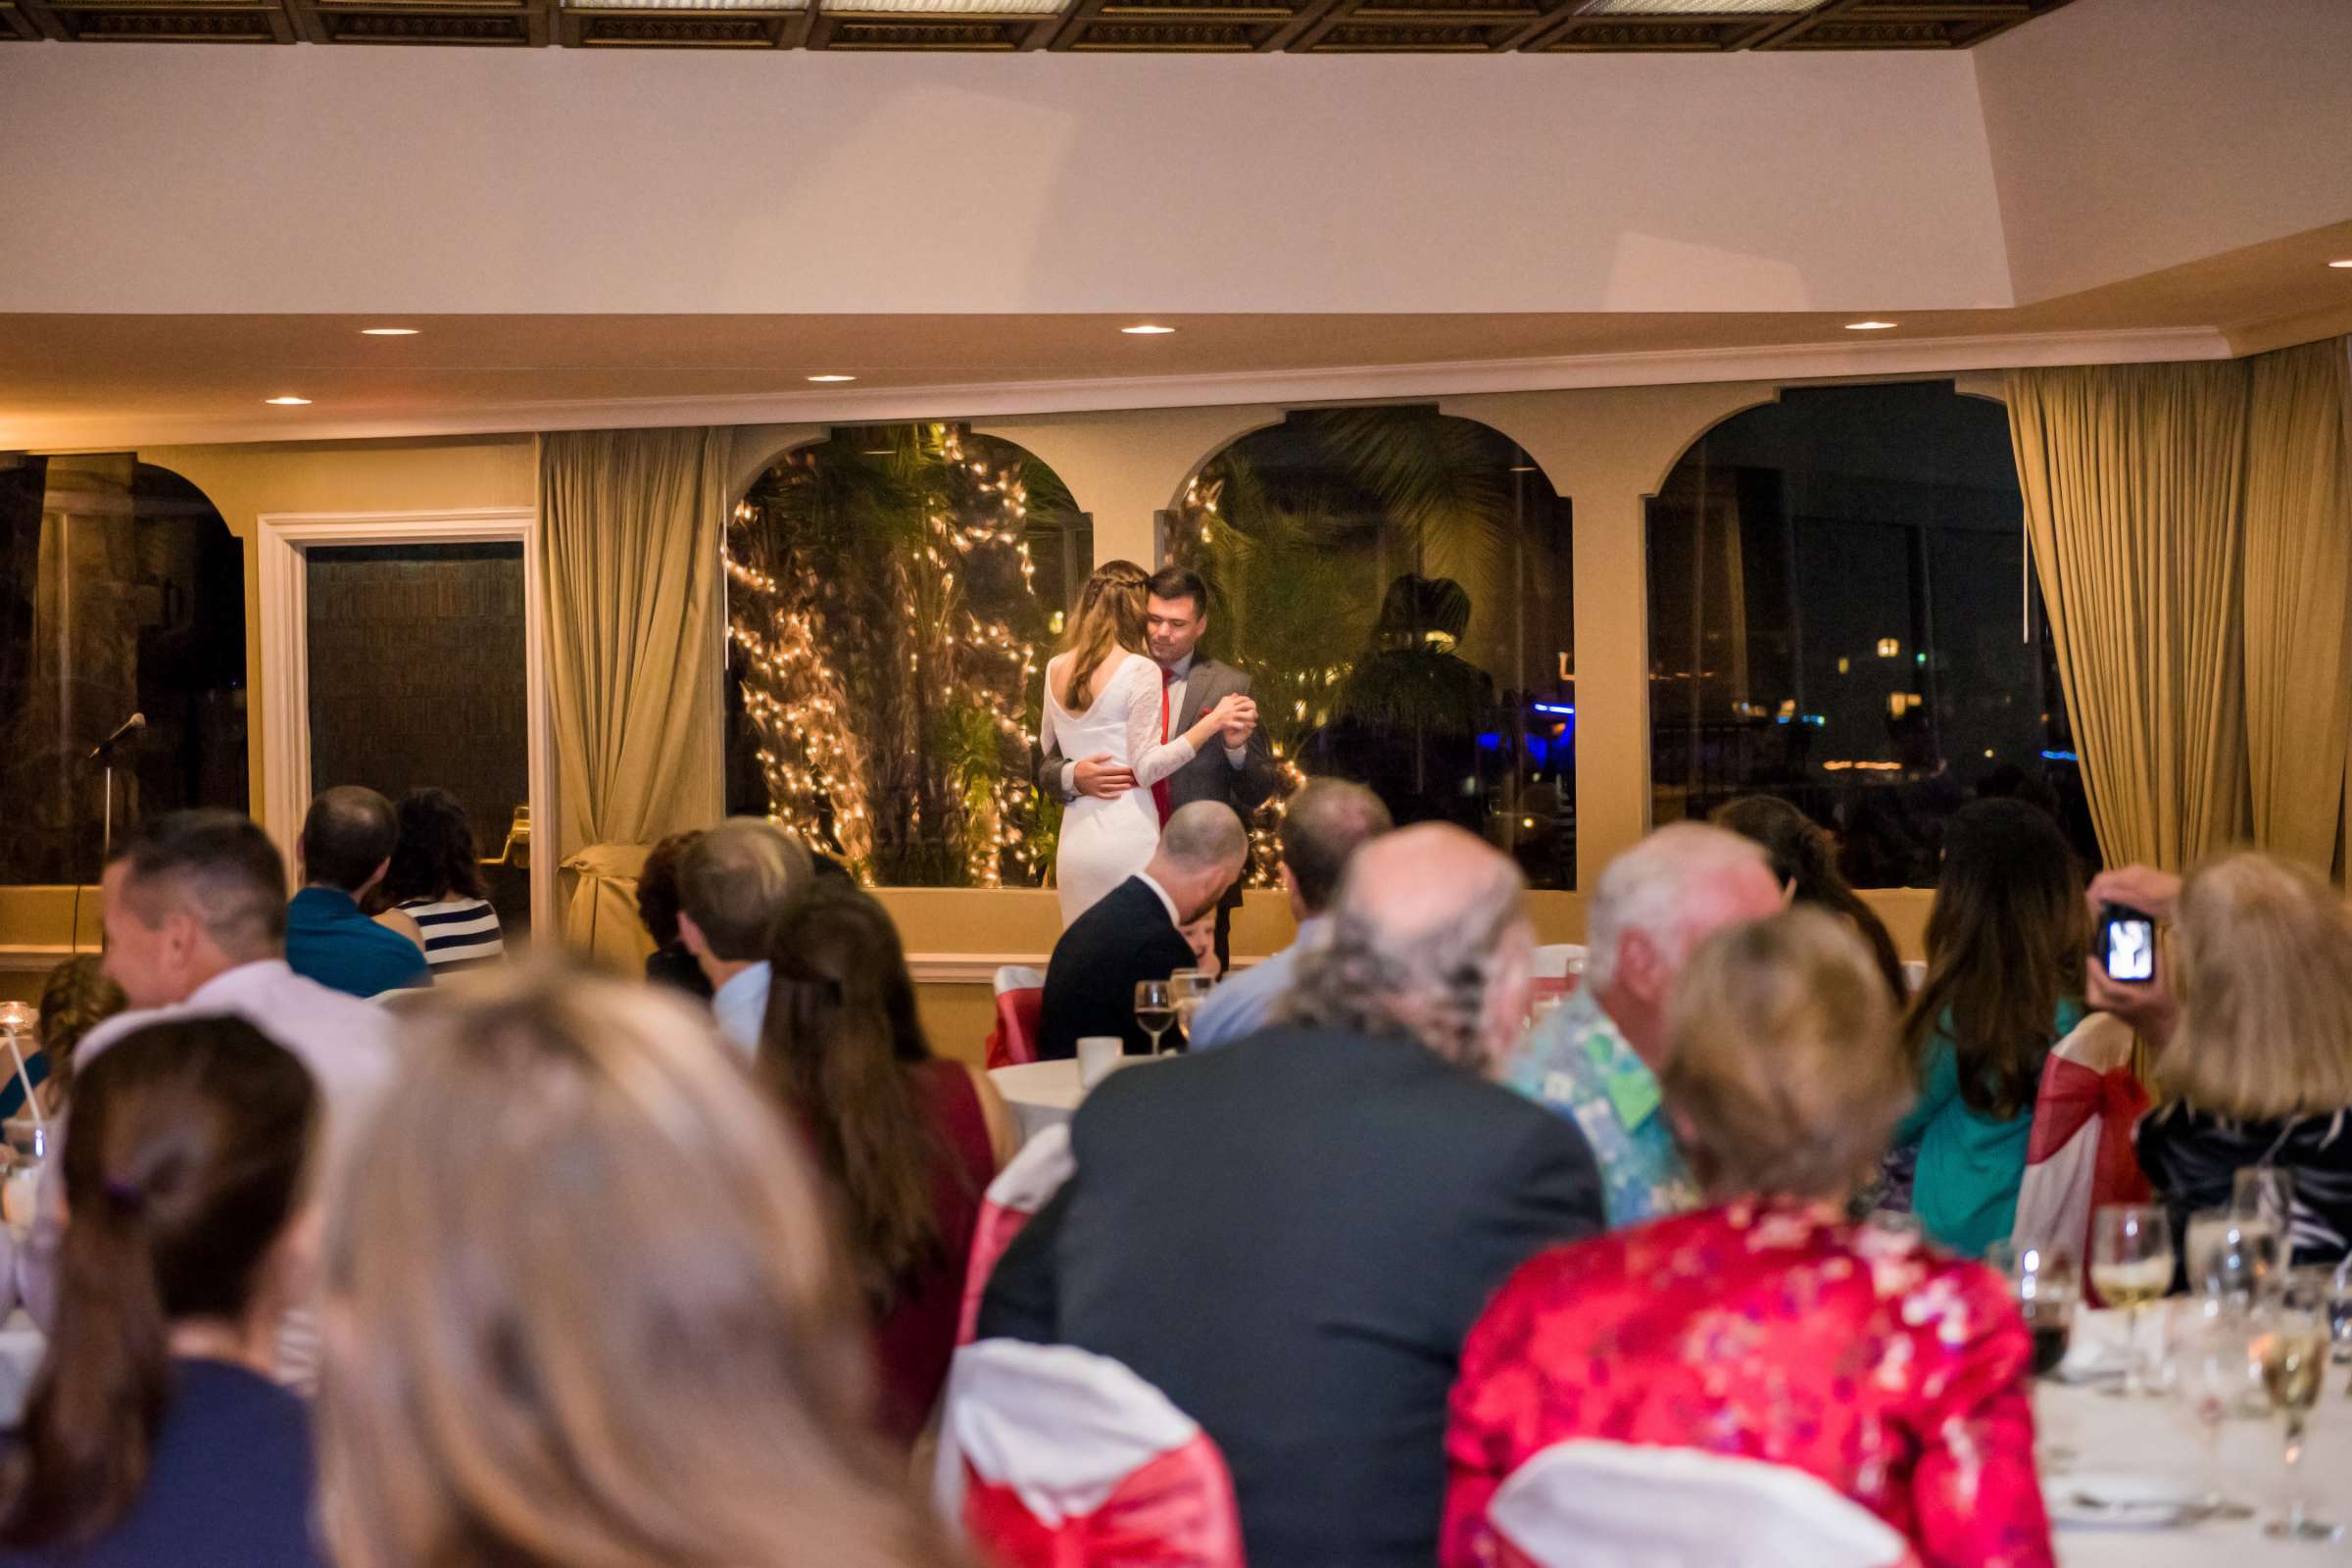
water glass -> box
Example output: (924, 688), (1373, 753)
(2165, 1302), (2258, 1520)
(2185, 1205), (2280, 1304)
(2091, 1203), (2175, 1397)
(1168, 969), (1214, 1043)
(2232, 1166), (2295, 1235)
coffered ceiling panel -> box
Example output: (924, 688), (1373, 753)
(1, 0), (2076, 48)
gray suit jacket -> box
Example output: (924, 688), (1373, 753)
(1036, 654), (1278, 908)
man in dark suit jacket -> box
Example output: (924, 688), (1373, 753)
(1037, 801), (1248, 1060)
(1037, 565), (1276, 968)
(982, 824), (1607, 1568)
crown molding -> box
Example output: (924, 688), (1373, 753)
(14, 323), (2233, 453)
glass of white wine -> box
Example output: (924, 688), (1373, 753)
(2091, 1203), (2175, 1398)
(1133, 980), (1177, 1057)
(1168, 969), (1214, 1048)
(2251, 1297), (2341, 1543)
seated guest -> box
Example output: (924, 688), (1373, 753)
(2125, 854), (2352, 1267)
(1497, 822), (1782, 1228)
(32, 953), (123, 1103)
(1895, 799), (2084, 1257)
(636, 830), (711, 1000)
(1712, 794), (1907, 1004)
(17, 811), (395, 1348)
(318, 968), (963, 1568)
(1037, 801), (1247, 1060)
(676, 817), (812, 1054)
(374, 787), (505, 975)
(1188, 779), (1393, 1051)
(285, 786), (431, 998)
(759, 887), (1019, 1448)
(0, 1015), (323, 1568)
(1446, 908), (2053, 1568)
(982, 824), (1604, 1568)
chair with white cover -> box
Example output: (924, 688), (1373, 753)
(986, 964), (1047, 1069)
(1487, 1441), (1916, 1568)
(2010, 1010), (2151, 1294)
(943, 1339), (1245, 1568)
(956, 1122), (1075, 1348)
(1530, 944), (1587, 1004)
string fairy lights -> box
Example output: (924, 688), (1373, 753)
(726, 425), (1053, 889)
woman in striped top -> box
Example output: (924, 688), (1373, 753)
(375, 788), (507, 974)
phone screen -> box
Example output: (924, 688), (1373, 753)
(2103, 908), (2156, 983)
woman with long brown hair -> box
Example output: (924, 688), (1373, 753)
(760, 885), (1017, 1448)
(1040, 558), (1250, 924)
(0, 1015), (320, 1567)
(317, 965), (963, 1568)
(1892, 798), (2087, 1256)
(1710, 794), (1907, 1005)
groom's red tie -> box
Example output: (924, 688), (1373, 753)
(1154, 665), (1177, 826)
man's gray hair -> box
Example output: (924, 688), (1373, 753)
(1279, 826), (1526, 1069)
(1586, 821), (1773, 994)
(677, 817), (811, 961)
(1160, 800), (1248, 872)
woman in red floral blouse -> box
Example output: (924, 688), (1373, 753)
(1444, 907), (2053, 1568)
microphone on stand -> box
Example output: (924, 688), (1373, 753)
(88, 711), (145, 762)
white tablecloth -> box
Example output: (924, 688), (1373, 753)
(2046, 1311), (2347, 1567)
(990, 1055), (1164, 1143)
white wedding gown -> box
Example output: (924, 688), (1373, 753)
(1041, 651), (1201, 926)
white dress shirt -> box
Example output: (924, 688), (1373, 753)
(1060, 652), (1250, 799)
(1135, 870), (1184, 929)
(711, 960), (770, 1057)
(15, 958), (400, 1384)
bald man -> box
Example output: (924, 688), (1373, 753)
(981, 823), (1602, 1568)
(1498, 821), (1784, 1228)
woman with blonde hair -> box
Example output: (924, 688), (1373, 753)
(317, 966), (964, 1568)
(1038, 558), (1250, 924)
(1445, 908), (2052, 1568)
(2135, 852), (2352, 1267)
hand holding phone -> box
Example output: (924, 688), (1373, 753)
(2100, 903), (2157, 984)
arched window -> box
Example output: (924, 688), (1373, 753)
(0, 455), (248, 883)
(1168, 407), (1576, 888)
(1646, 381), (2094, 888)
(724, 424), (1090, 887)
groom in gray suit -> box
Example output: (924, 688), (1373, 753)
(1038, 564), (1278, 967)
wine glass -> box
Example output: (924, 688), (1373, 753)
(2232, 1166), (2295, 1249)
(2185, 1205), (2280, 1306)
(1133, 980), (1177, 1057)
(2091, 1203), (2175, 1397)
(1168, 969), (1214, 1046)
(1987, 1241), (2079, 1380)
(2166, 1302), (2259, 1520)
(2250, 1292), (2341, 1543)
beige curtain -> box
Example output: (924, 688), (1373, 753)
(2007, 362), (2252, 870)
(541, 427), (727, 952)
(2242, 340), (2352, 869)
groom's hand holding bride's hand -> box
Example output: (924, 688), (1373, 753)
(1216, 694), (1258, 750)
(1074, 754), (1138, 799)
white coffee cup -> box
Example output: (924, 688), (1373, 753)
(1075, 1036), (1123, 1090)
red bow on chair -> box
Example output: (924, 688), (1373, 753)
(964, 1439), (1247, 1568)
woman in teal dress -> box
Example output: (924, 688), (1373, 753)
(1893, 799), (2087, 1256)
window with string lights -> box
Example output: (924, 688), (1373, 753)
(723, 424), (1091, 887)
(1165, 406), (1576, 889)
(1645, 381), (2095, 889)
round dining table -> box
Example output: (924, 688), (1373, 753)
(989, 1054), (1165, 1144)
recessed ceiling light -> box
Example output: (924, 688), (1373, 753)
(2330, 259), (2352, 269)
(807, 373), (858, 383)
(1844, 320), (1899, 331)
(359, 326), (419, 336)
(1121, 323), (1177, 335)
(264, 395), (312, 406)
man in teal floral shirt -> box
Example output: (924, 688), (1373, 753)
(1500, 823), (1784, 1229)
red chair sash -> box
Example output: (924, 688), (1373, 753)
(964, 1436), (1247, 1568)
(988, 989), (1044, 1069)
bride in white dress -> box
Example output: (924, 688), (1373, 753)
(1040, 563), (1248, 926)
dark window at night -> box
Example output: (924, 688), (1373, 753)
(1167, 406), (1576, 888)
(0, 455), (249, 884)
(1646, 382), (2095, 887)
